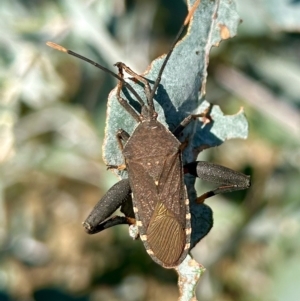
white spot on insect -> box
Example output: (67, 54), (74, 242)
(186, 227), (192, 235)
(147, 162), (151, 166)
(151, 126), (157, 130)
(136, 221), (142, 226)
(185, 199), (189, 205)
(133, 207), (138, 213)
(186, 213), (191, 220)
(155, 161), (159, 165)
(147, 249), (154, 255)
(129, 224), (139, 239)
(140, 235), (147, 241)
(184, 243), (190, 250)
(155, 180), (159, 186)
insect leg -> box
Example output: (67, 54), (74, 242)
(172, 105), (212, 138)
(115, 64), (142, 123)
(106, 129), (130, 171)
(115, 128), (130, 151)
(184, 161), (251, 203)
(86, 216), (134, 233)
(115, 62), (154, 113)
(83, 179), (135, 234)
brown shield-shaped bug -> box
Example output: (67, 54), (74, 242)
(47, 0), (251, 268)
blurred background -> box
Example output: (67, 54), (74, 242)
(1, 0), (300, 300)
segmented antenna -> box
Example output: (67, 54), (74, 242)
(149, 0), (200, 104)
(46, 0), (200, 110)
(46, 42), (146, 107)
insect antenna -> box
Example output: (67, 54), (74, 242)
(46, 0), (200, 116)
(148, 0), (201, 115)
(46, 41), (145, 108)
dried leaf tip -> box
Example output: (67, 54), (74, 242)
(46, 42), (67, 53)
(184, 0), (201, 25)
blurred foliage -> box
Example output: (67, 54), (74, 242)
(0, 0), (300, 301)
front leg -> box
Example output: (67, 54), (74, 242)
(184, 161), (251, 203)
(116, 128), (130, 151)
(115, 64), (142, 123)
(115, 62), (152, 103)
(83, 179), (135, 234)
(106, 129), (130, 170)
